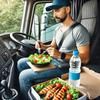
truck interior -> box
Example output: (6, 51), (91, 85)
(0, 0), (100, 100)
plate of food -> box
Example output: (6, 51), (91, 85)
(30, 78), (86, 100)
(28, 53), (52, 67)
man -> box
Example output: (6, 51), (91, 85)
(17, 0), (90, 99)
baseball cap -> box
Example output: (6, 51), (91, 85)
(46, 0), (71, 11)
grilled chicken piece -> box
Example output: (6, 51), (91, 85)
(44, 87), (58, 100)
(39, 84), (54, 95)
(53, 86), (67, 100)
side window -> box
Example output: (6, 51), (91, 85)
(0, 0), (24, 34)
(31, 2), (58, 42)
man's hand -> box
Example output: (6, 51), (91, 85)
(46, 47), (61, 59)
(35, 40), (44, 49)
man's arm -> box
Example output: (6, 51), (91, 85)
(78, 45), (90, 64)
(40, 38), (57, 49)
(65, 45), (90, 64)
(35, 38), (57, 50)
(47, 44), (90, 64)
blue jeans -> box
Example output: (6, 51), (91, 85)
(17, 58), (69, 100)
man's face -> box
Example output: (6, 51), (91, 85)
(53, 7), (68, 23)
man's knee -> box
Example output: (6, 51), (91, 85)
(19, 69), (34, 83)
(17, 58), (28, 72)
(19, 70), (26, 83)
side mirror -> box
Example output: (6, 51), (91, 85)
(41, 14), (48, 30)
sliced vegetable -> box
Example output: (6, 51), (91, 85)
(68, 88), (79, 99)
(62, 86), (68, 91)
(55, 83), (62, 88)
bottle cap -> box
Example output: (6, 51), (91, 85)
(73, 50), (79, 56)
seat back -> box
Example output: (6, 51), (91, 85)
(89, 0), (100, 65)
(77, 0), (97, 37)
(77, 0), (100, 67)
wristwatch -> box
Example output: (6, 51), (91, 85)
(61, 52), (66, 59)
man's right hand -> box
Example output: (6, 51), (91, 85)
(35, 40), (44, 49)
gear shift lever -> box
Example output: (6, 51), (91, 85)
(1, 80), (13, 98)
(1, 80), (18, 100)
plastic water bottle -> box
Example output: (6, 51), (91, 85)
(69, 50), (81, 88)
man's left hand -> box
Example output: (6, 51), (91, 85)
(46, 47), (61, 59)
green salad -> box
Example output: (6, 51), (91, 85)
(28, 53), (52, 64)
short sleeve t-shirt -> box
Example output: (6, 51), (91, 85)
(53, 23), (90, 53)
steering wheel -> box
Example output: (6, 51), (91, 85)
(10, 32), (37, 49)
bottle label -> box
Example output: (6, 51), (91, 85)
(69, 72), (80, 80)
(71, 61), (79, 68)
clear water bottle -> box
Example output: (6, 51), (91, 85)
(69, 50), (81, 88)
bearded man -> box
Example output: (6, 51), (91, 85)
(17, 0), (90, 99)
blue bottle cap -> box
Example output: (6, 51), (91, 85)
(73, 50), (79, 56)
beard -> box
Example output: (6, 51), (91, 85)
(55, 14), (67, 23)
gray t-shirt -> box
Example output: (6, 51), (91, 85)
(53, 23), (90, 53)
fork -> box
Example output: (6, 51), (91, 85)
(42, 50), (47, 54)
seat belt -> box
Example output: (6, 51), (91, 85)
(57, 22), (80, 50)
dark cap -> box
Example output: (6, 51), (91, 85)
(46, 0), (71, 11)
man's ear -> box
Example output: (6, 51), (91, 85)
(66, 6), (71, 14)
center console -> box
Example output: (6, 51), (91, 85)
(0, 38), (18, 100)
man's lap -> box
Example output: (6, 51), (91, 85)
(19, 66), (68, 84)
(17, 57), (69, 71)
(18, 57), (69, 84)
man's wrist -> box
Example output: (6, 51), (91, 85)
(61, 52), (66, 59)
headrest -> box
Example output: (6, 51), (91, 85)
(82, 0), (97, 19)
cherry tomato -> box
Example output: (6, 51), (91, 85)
(42, 59), (45, 62)
(34, 59), (38, 64)
(46, 55), (49, 58)
(62, 86), (68, 91)
(38, 54), (42, 58)
(66, 93), (73, 100)
(55, 83), (62, 88)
